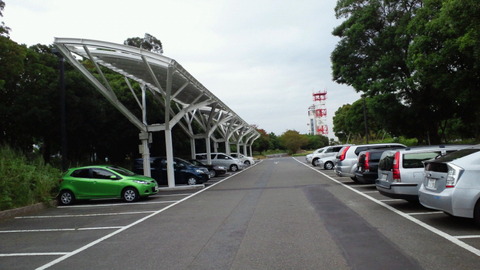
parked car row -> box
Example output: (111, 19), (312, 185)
(57, 152), (251, 206)
(334, 143), (407, 181)
(327, 143), (480, 225)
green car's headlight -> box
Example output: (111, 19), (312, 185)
(133, 180), (149, 184)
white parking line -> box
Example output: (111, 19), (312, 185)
(0, 226), (124, 233)
(296, 158), (480, 257)
(455, 235), (480, 239)
(363, 190), (379, 194)
(154, 193), (194, 197)
(379, 199), (405, 202)
(0, 253), (68, 257)
(35, 160), (260, 270)
(57, 200), (178, 208)
(351, 184), (376, 188)
(407, 211), (443, 215)
(16, 211), (156, 219)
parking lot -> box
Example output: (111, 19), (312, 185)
(1, 157), (479, 269)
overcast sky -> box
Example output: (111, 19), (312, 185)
(3, 0), (361, 138)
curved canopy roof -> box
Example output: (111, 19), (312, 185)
(53, 38), (259, 142)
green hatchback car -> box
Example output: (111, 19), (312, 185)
(58, 165), (158, 205)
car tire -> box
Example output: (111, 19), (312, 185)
(312, 158), (319, 166)
(209, 169), (216, 178)
(350, 176), (360, 183)
(474, 200), (480, 226)
(122, 187), (139, 202)
(244, 160), (251, 166)
(187, 176), (198, 185)
(230, 164), (239, 172)
(324, 161), (334, 170)
(58, 190), (75, 206)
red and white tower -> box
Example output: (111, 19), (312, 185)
(308, 90), (328, 135)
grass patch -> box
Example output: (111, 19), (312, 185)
(0, 145), (62, 211)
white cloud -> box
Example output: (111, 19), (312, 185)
(3, 0), (361, 138)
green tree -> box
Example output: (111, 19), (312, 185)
(305, 134), (329, 149)
(279, 130), (308, 155)
(252, 129), (270, 153)
(408, 0), (480, 140)
(331, 0), (449, 143)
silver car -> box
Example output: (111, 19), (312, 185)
(230, 153), (255, 166)
(376, 145), (469, 201)
(334, 143), (406, 181)
(419, 145), (480, 225)
(316, 155), (338, 170)
(195, 153), (244, 172)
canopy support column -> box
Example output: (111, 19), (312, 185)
(165, 65), (175, 188)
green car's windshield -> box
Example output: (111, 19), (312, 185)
(109, 166), (136, 176)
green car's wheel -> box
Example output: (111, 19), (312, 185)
(58, 190), (75, 206)
(122, 187), (139, 202)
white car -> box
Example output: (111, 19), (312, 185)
(306, 145), (347, 167)
(230, 153), (255, 166)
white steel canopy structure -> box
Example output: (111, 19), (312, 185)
(53, 38), (259, 187)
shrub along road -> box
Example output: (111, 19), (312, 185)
(1, 157), (479, 269)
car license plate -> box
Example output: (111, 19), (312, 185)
(426, 178), (436, 190)
(380, 174), (387, 180)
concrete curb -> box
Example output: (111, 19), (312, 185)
(0, 201), (56, 221)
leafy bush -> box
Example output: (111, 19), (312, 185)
(0, 145), (61, 211)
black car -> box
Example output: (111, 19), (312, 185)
(133, 157), (210, 186)
(355, 148), (403, 184)
(189, 159), (227, 178)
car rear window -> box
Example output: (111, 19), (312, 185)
(402, 152), (439, 168)
(369, 151), (384, 161)
(402, 150), (459, 168)
(378, 152), (395, 170)
(433, 148), (480, 162)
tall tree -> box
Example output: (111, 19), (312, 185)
(331, 0), (454, 144)
(408, 0), (480, 140)
(124, 33), (163, 54)
(0, 0), (9, 36)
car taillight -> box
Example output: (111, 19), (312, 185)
(392, 151), (401, 182)
(446, 164), (462, 188)
(364, 152), (370, 171)
(339, 146), (350, 161)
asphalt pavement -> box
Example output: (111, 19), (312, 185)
(1, 157), (480, 269)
